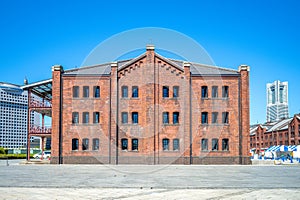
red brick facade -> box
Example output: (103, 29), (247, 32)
(51, 46), (251, 164)
(250, 114), (300, 152)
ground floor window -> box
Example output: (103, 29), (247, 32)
(92, 138), (99, 150)
(201, 138), (208, 151)
(121, 138), (128, 150)
(173, 139), (179, 151)
(72, 138), (79, 150)
(162, 138), (169, 151)
(222, 138), (229, 151)
(212, 138), (219, 151)
(132, 139), (138, 151)
(82, 138), (89, 151)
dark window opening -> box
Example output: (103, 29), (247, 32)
(72, 138), (79, 150)
(132, 86), (138, 98)
(122, 112), (128, 124)
(122, 86), (128, 98)
(82, 138), (89, 151)
(82, 112), (89, 124)
(92, 138), (99, 150)
(132, 139), (138, 151)
(132, 112), (138, 124)
(83, 86), (89, 98)
(173, 112), (179, 124)
(121, 138), (128, 150)
(73, 86), (79, 98)
(93, 86), (100, 98)
(201, 139), (208, 151)
(93, 112), (100, 123)
(212, 112), (218, 124)
(222, 138), (229, 151)
(72, 112), (79, 124)
(201, 112), (208, 124)
(163, 86), (169, 98)
(222, 112), (229, 124)
(163, 112), (169, 124)
(163, 138), (169, 151)
(222, 86), (229, 98)
(173, 139), (179, 151)
(212, 139), (219, 151)
(201, 86), (208, 98)
(212, 86), (218, 98)
(173, 86), (179, 98)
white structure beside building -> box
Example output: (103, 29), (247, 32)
(0, 82), (40, 148)
(266, 80), (289, 122)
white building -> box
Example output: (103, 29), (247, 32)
(0, 82), (39, 148)
(266, 80), (289, 122)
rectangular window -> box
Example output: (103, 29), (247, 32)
(132, 86), (138, 98)
(173, 112), (179, 124)
(93, 112), (100, 123)
(212, 86), (218, 98)
(162, 138), (169, 151)
(173, 86), (179, 98)
(163, 86), (169, 98)
(212, 138), (219, 151)
(93, 86), (100, 98)
(121, 139), (128, 150)
(122, 112), (128, 124)
(212, 112), (218, 124)
(132, 112), (138, 124)
(82, 112), (89, 124)
(83, 86), (89, 98)
(122, 86), (128, 98)
(222, 112), (229, 124)
(163, 112), (169, 124)
(72, 112), (79, 124)
(222, 86), (229, 98)
(132, 139), (138, 151)
(82, 138), (89, 151)
(222, 138), (229, 151)
(173, 139), (179, 151)
(73, 86), (79, 98)
(201, 139), (208, 151)
(201, 86), (208, 98)
(92, 138), (99, 150)
(201, 112), (208, 124)
(72, 138), (79, 150)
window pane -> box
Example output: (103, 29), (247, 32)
(83, 86), (89, 98)
(201, 86), (208, 98)
(222, 139), (229, 151)
(132, 139), (138, 151)
(82, 138), (89, 151)
(83, 112), (89, 124)
(122, 86), (128, 98)
(73, 86), (79, 98)
(212, 86), (218, 98)
(162, 138), (169, 151)
(132, 112), (138, 124)
(173, 139), (179, 151)
(222, 86), (229, 98)
(122, 112), (128, 124)
(72, 112), (79, 124)
(212, 139), (218, 151)
(92, 138), (99, 150)
(173, 112), (179, 124)
(163, 112), (169, 124)
(93, 112), (100, 123)
(94, 86), (100, 98)
(121, 139), (128, 150)
(201, 139), (208, 151)
(132, 86), (138, 98)
(72, 138), (79, 150)
(163, 86), (169, 98)
(201, 112), (208, 124)
(212, 112), (218, 124)
(222, 112), (229, 124)
(173, 86), (179, 98)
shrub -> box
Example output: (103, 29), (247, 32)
(0, 147), (6, 154)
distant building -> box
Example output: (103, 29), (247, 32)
(0, 82), (39, 148)
(266, 80), (289, 122)
(250, 114), (300, 152)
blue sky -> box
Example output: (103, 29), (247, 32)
(0, 0), (299, 124)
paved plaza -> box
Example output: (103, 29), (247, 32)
(0, 159), (300, 199)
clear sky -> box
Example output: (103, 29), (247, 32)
(0, 0), (299, 124)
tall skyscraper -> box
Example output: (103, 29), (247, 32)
(266, 80), (289, 122)
(0, 82), (40, 148)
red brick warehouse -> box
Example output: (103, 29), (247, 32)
(50, 45), (250, 164)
